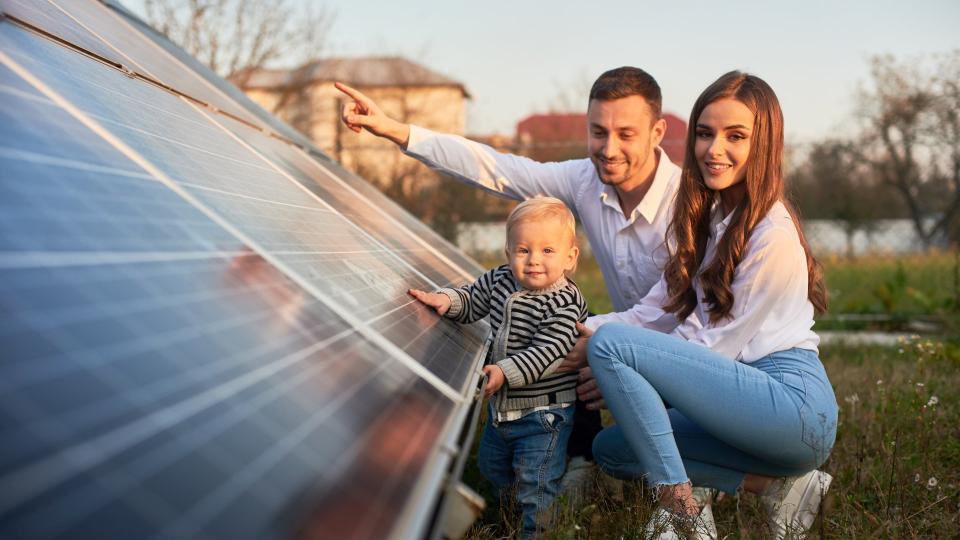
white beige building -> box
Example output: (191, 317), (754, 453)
(238, 57), (469, 193)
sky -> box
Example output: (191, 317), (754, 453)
(125, 1), (960, 145)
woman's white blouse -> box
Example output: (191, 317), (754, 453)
(585, 201), (819, 363)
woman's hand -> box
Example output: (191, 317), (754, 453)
(576, 367), (606, 410)
(555, 323), (593, 373)
(335, 82), (411, 147)
(408, 289), (451, 316)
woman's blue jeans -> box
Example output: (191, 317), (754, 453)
(587, 324), (838, 494)
(478, 404), (573, 538)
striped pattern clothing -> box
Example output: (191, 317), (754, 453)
(439, 264), (588, 415)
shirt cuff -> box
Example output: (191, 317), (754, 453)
(584, 314), (609, 332)
(402, 124), (431, 154)
(496, 359), (526, 388)
(436, 288), (462, 318)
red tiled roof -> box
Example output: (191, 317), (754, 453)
(661, 113), (687, 165)
(517, 113), (586, 142)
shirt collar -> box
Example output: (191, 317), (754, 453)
(635, 147), (675, 224)
(598, 183), (621, 212)
(710, 199), (736, 237)
(517, 275), (569, 295)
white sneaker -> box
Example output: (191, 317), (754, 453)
(643, 504), (717, 540)
(761, 469), (833, 539)
(691, 487), (719, 540)
(643, 507), (683, 540)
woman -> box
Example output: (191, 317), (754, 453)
(580, 71), (838, 539)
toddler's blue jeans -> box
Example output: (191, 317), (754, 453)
(478, 403), (573, 538)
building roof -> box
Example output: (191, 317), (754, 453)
(238, 56), (470, 97)
(517, 113), (585, 142)
(661, 113), (687, 165)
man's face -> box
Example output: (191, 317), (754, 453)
(587, 96), (665, 192)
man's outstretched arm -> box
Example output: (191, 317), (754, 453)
(335, 82), (586, 206)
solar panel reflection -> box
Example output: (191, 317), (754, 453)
(204, 113), (488, 390)
(221, 118), (472, 288)
(102, 0), (320, 151)
(0, 65), (236, 255)
(0, 12), (483, 540)
(0, 0), (122, 63)
(73, 0), (276, 128)
(4, 32), (410, 302)
(2, 23), (482, 391)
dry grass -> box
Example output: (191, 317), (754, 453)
(464, 338), (960, 539)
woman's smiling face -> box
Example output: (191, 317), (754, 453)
(695, 98), (755, 212)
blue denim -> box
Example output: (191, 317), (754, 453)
(477, 404), (574, 538)
(588, 324), (838, 494)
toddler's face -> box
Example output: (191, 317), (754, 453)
(505, 217), (579, 290)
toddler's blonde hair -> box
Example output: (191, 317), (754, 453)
(505, 197), (579, 272)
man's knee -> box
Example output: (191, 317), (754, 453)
(591, 427), (622, 472)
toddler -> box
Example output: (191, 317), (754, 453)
(409, 197), (587, 538)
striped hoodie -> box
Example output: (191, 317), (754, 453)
(439, 264), (588, 415)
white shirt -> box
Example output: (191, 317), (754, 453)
(405, 124), (682, 312)
(586, 201), (820, 363)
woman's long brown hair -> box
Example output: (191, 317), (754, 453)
(662, 71), (827, 322)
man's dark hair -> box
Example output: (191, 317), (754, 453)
(589, 67), (662, 118)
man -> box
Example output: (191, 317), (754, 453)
(336, 67), (680, 495)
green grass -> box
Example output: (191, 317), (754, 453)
(821, 251), (959, 316)
(463, 338), (960, 539)
(473, 250), (960, 332)
(817, 251), (960, 334)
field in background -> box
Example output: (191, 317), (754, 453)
(473, 250), (960, 330)
(463, 251), (960, 538)
(818, 251), (959, 333)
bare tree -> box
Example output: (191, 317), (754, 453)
(142, 0), (333, 88)
(858, 52), (960, 247)
(790, 140), (898, 257)
(547, 70), (593, 113)
(927, 52), (960, 246)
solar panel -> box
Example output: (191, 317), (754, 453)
(0, 3), (487, 539)
(101, 0), (321, 151)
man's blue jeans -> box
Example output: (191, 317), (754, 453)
(588, 324), (838, 494)
(478, 404), (573, 537)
